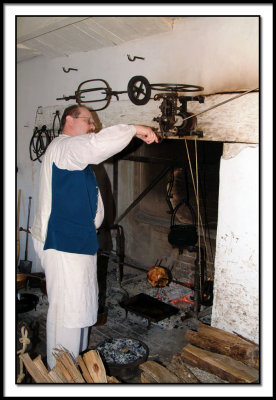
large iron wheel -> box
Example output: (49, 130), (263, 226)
(150, 83), (204, 92)
(127, 75), (152, 105)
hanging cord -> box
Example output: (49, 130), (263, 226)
(166, 167), (175, 215)
(194, 139), (202, 300)
(184, 139), (210, 265)
(17, 326), (31, 383)
(200, 149), (215, 263)
(29, 125), (52, 162)
(51, 110), (61, 139)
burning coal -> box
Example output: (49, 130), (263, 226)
(170, 294), (194, 305)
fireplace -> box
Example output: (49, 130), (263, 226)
(95, 138), (223, 322)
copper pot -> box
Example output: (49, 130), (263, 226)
(16, 273), (47, 296)
(16, 273), (27, 290)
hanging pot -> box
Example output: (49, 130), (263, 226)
(168, 201), (198, 252)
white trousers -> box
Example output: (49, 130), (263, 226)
(46, 314), (89, 370)
(32, 238), (99, 370)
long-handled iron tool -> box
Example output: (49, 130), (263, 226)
(19, 196), (32, 273)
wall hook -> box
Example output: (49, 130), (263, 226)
(62, 67), (78, 73)
(127, 54), (145, 62)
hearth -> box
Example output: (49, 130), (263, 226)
(96, 139), (221, 329)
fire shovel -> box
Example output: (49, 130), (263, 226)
(19, 196), (32, 273)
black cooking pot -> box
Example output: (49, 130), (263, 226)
(16, 293), (39, 314)
(168, 201), (198, 252)
(95, 338), (149, 381)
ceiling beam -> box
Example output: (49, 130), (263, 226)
(17, 16), (90, 43)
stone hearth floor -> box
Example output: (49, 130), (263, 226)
(17, 258), (224, 384)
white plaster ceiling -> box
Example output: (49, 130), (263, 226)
(17, 16), (175, 63)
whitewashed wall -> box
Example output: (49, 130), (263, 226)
(17, 16), (259, 341)
(211, 145), (259, 343)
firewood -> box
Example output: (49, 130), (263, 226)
(19, 353), (51, 383)
(77, 355), (94, 383)
(54, 358), (74, 382)
(60, 349), (85, 383)
(140, 372), (157, 383)
(107, 376), (121, 383)
(53, 348), (85, 383)
(139, 360), (181, 383)
(48, 365), (68, 383)
(184, 323), (259, 369)
(164, 354), (200, 383)
(181, 344), (259, 383)
(32, 355), (53, 383)
(83, 350), (107, 383)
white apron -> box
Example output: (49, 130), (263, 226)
(31, 124), (136, 328)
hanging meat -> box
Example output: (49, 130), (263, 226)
(147, 266), (170, 287)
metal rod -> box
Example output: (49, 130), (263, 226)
(113, 158), (118, 219)
(99, 254), (198, 289)
(121, 155), (174, 164)
(114, 166), (172, 224)
(172, 87), (259, 123)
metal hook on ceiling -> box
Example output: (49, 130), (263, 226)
(62, 67), (78, 73)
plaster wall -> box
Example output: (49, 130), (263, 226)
(16, 16), (259, 340)
(211, 145), (259, 343)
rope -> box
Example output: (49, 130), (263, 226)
(177, 87), (259, 123)
(17, 326), (31, 383)
(194, 139), (202, 300)
(184, 140), (208, 251)
(184, 139), (213, 278)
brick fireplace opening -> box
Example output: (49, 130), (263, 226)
(95, 138), (223, 321)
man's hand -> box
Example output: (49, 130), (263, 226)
(134, 125), (159, 144)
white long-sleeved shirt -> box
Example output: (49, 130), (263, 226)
(31, 124), (137, 243)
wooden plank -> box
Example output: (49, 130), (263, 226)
(139, 360), (181, 383)
(32, 355), (53, 383)
(54, 359), (73, 382)
(164, 354), (200, 383)
(53, 348), (85, 383)
(60, 350), (85, 383)
(140, 371), (157, 383)
(107, 376), (121, 383)
(48, 366), (68, 383)
(97, 92), (258, 144)
(19, 353), (51, 383)
(17, 17), (88, 42)
(77, 355), (94, 383)
(184, 323), (259, 369)
(83, 350), (107, 383)
(181, 344), (259, 383)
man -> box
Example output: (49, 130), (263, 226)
(31, 104), (158, 369)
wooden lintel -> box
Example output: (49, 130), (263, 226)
(97, 92), (258, 144)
